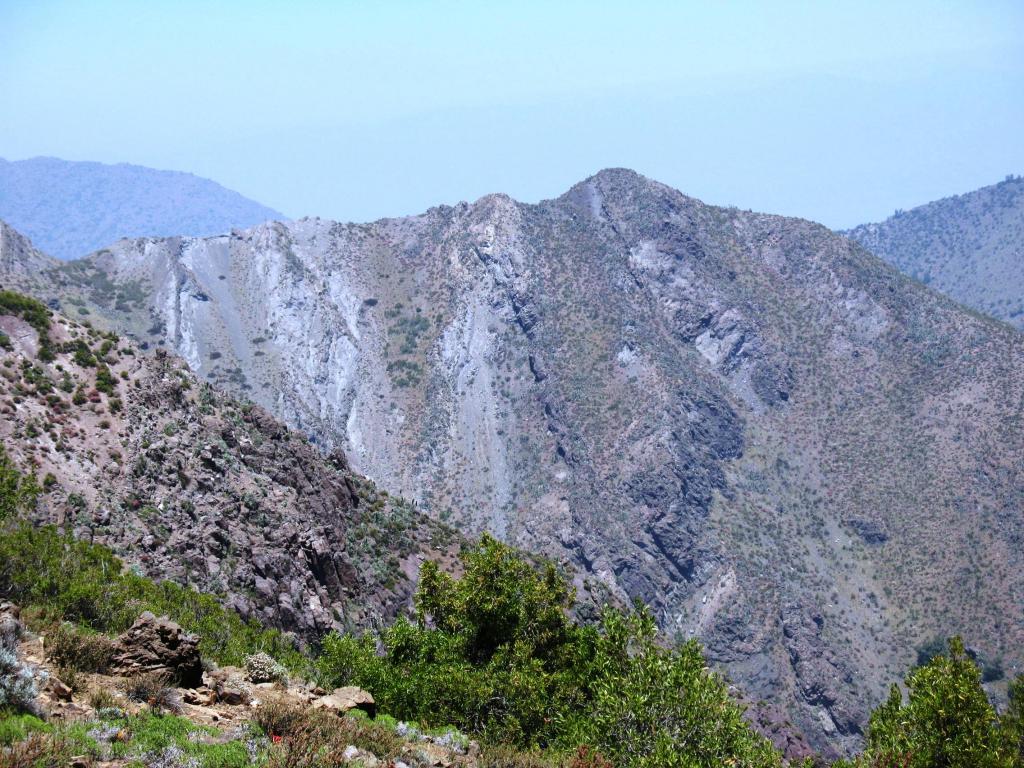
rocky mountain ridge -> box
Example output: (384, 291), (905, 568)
(0, 156), (282, 260)
(3, 169), (1023, 757)
(0, 289), (459, 640)
(845, 175), (1024, 329)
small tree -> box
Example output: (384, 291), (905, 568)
(862, 637), (1015, 768)
(0, 447), (39, 522)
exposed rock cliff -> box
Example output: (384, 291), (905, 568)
(0, 295), (459, 641)
(4, 169), (1023, 755)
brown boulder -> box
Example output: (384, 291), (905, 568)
(312, 686), (376, 717)
(45, 676), (73, 702)
(207, 666), (252, 706)
(110, 612), (203, 688)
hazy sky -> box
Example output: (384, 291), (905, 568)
(1, 0), (1022, 228)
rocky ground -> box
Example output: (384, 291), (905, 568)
(0, 297), (461, 642)
(2, 602), (483, 768)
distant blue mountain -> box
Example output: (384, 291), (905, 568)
(0, 156), (283, 259)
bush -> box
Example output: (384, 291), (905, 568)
(0, 291), (53, 361)
(317, 534), (783, 767)
(0, 449), (38, 523)
(245, 652), (288, 684)
(843, 637), (1018, 768)
(0, 648), (39, 715)
(46, 623), (115, 674)
(0, 731), (75, 768)
(255, 701), (404, 767)
(125, 671), (181, 714)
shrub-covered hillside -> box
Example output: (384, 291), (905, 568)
(0, 289), (460, 639)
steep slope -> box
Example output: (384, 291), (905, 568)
(4, 171), (1023, 756)
(846, 175), (1024, 329)
(0, 220), (59, 277)
(0, 156), (283, 260)
(0, 290), (459, 640)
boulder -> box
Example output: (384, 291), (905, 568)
(45, 675), (73, 702)
(207, 666), (252, 706)
(110, 612), (202, 688)
(0, 602), (22, 651)
(312, 686), (376, 718)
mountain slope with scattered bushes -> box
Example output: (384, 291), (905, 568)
(846, 175), (1024, 329)
(4, 169), (1023, 754)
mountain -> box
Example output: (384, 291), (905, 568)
(3, 169), (1023, 757)
(0, 156), (283, 260)
(0, 220), (56, 277)
(0, 284), (459, 639)
(845, 176), (1024, 329)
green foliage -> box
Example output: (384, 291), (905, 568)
(0, 521), (306, 671)
(0, 290), (53, 361)
(0, 448), (39, 522)
(0, 712), (49, 746)
(845, 637), (1018, 768)
(94, 362), (117, 395)
(70, 339), (96, 367)
(1, 710), (253, 767)
(1006, 675), (1024, 762)
(317, 534), (782, 767)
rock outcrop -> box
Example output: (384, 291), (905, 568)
(110, 613), (203, 687)
(313, 686), (376, 718)
(0, 301), (460, 649)
(4, 169), (1024, 754)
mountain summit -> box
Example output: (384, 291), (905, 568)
(2, 170), (1022, 756)
(0, 156), (283, 260)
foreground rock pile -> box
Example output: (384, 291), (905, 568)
(1, 607), (482, 767)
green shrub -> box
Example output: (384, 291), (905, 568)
(0, 448), (38, 523)
(0, 291), (53, 361)
(94, 363), (117, 395)
(840, 637), (1018, 768)
(317, 534), (783, 767)
(1006, 675), (1024, 761)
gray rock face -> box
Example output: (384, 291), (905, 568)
(111, 612), (203, 687)
(4, 169), (1024, 755)
(0, 603), (23, 653)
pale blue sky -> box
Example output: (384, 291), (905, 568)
(1, 0), (1022, 228)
